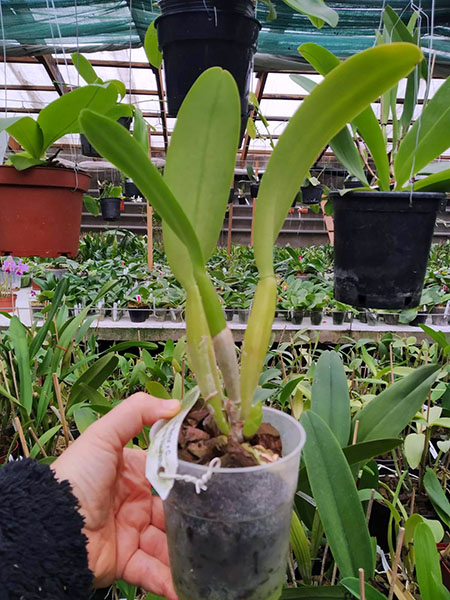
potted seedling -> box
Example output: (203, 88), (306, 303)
(126, 288), (151, 323)
(293, 6), (450, 310)
(299, 175), (323, 205)
(430, 286), (450, 326)
(0, 257), (18, 313)
(309, 285), (329, 326)
(71, 53), (134, 158)
(83, 180), (124, 221)
(329, 298), (352, 325)
(399, 286), (442, 326)
(0, 82), (125, 257)
(80, 41), (423, 599)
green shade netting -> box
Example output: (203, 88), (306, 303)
(0, 0), (449, 68)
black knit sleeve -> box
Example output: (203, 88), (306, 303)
(0, 458), (93, 600)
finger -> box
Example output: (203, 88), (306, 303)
(86, 393), (181, 449)
(140, 524), (170, 567)
(122, 549), (179, 600)
(150, 495), (166, 532)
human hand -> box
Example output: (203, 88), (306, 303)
(52, 393), (181, 600)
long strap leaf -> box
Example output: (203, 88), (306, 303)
(9, 317), (33, 416)
(254, 43), (421, 277)
(297, 42), (391, 190)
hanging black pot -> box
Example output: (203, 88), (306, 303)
(81, 117), (132, 158)
(300, 184), (323, 205)
(250, 182), (260, 199)
(100, 197), (121, 221)
(156, 0), (261, 146)
(331, 191), (443, 309)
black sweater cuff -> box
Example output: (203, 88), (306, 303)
(0, 458), (93, 599)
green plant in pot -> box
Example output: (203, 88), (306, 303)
(71, 52), (136, 158)
(125, 286), (151, 323)
(83, 180), (124, 221)
(80, 42), (423, 600)
(0, 82), (121, 257)
(293, 5), (450, 311)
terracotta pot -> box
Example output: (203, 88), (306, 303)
(0, 293), (17, 313)
(0, 166), (90, 257)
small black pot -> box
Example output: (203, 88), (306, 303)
(81, 116), (132, 157)
(332, 310), (346, 325)
(100, 197), (121, 221)
(250, 182), (260, 199)
(331, 191), (443, 309)
(124, 179), (144, 199)
(237, 308), (248, 323)
(292, 309), (304, 325)
(410, 312), (428, 327)
(300, 184), (323, 205)
(310, 310), (323, 326)
(156, 0), (261, 146)
(128, 307), (150, 322)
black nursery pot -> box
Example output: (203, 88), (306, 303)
(331, 191), (443, 309)
(128, 307), (150, 322)
(81, 117), (132, 158)
(100, 197), (121, 221)
(156, 0), (261, 145)
(300, 184), (323, 205)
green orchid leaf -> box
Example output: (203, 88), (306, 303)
(83, 194), (100, 217)
(355, 364), (439, 442)
(69, 354), (119, 410)
(30, 424), (61, 459)
(163, 67), (240, 289)
(38, 83), (118, 151)
(133, 107), (149, 153)
(414, 522), (448, 600)
(395, 77), (450, 188)
(297, 43), (390, 190)
(342, 438), (402, 465)
(108, 79), (126, 99)
(79, 110), (204, 272)
(412, 169), (450, 192)
(382, 5), (427, 80)
(145, 381), (171, 399)
(6, 116), (43, 158)
(29, 278), (68, 359)
(106, 103), (133, 121)
(290, 511), (312, 584)
(291, 74), (369, 185)
(144, 21), (162, 70)
(73, 406), (98, 434)
(71, 52), (101, 84)
(8, 153), (46, 170)
(423, 468), (450, 528)
(301, 411), (374, 579)
(282, 0), (338, 28)
(341, 577), (388, 599)
(259, 0), (277, 21)
(0, 116), (23, 132)
(404, 432), (426, 469)
(8, 317), (33, 416)
(311, 350), (350, 447)
(255, 43), (422, 277)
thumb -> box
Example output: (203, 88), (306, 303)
(86, 393), (181, 449)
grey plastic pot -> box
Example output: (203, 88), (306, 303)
(164, 407), (305, 600)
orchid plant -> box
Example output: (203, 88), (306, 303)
(1, 258), (29, 296)
(291, 6), (450, 192)
(79, 42), (423, 442)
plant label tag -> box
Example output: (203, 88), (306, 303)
(146, 386), (200, 500)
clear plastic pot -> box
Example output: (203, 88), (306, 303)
(164, 407), (306, 600)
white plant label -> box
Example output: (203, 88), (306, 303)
(146, 386), (200, 500)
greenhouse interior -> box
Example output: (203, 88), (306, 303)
(0, 0), (450, 599)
